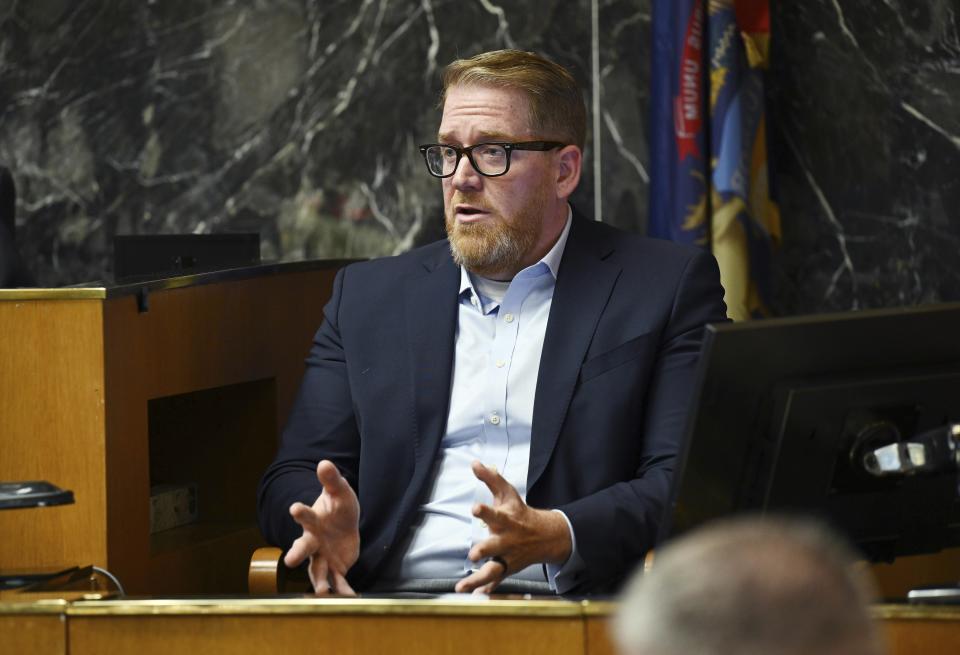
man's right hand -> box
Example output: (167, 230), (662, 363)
(285, 460), (361, 596)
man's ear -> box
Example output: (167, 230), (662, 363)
(555, 145), (582, 199)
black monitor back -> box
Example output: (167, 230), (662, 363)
(114, 234), (260, 282)
(662, 303), (960, 561)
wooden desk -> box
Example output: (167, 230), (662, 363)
(0, 262), (346, 595)
(877, 605), (960, 655)
(0, 599), (67, 655)
(2, 597), (958, 655)
(68, 598), (586, 655)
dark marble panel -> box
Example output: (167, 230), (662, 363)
(597, 0), (652, 234)
(7, 0), (957, 315)
(769, 0), (960, 315)
(0, 0), (592, 286)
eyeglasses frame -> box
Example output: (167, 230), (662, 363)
(418, 141), (567, 178)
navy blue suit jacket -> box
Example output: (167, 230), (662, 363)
(258, 213), (728, 594)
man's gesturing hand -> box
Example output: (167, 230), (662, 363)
(455, 461), (573, 594)
(285, 460), (360, 596)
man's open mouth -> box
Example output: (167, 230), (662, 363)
(456, 206), (486, 216)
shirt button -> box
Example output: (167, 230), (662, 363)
(495, 359), (506, 368)
(489, 415), (501, 425)
(504, 313), (515, 323)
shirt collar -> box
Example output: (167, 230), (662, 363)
(458, 204), (573, 296)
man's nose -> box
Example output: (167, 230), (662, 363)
(450, 153), (483, 191)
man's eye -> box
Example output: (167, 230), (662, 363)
(477, 146), (505, 159)
(441, 147), (458, 160)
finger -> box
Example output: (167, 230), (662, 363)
(475, 580), (499, 595)
(330, 570), (357, 597)
(455, 560), (505, 594)
(472, 503), (505, 528)
(289, 501), (317, 525)
(284, 532), (317, 568)
(316, 460), (349, 495)
(467, 536), (504, 563)
(308, 557), (330, 596)
(470, 460), (515, 503)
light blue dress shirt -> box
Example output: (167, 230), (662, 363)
(385, 208), (585, 593)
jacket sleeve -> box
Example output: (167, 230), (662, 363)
(256, 266), (362, 550)
(558, 249), (728, 593)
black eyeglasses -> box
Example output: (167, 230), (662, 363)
(418, 141), (566, 178)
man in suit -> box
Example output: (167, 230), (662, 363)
(257, 49), (727, 595)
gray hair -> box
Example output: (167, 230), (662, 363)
(614, 516), (886, 655)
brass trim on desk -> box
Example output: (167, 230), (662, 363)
(0, 598), (69, 614)
(68, 597), (586, 618)
(576, 601), (960, 620)
(0, 288), (107, 300)
(873, 604), (960, 621)
(0, 259), (359, 303)
(7, 598), (960, 623)
(580, 600), (617, 616)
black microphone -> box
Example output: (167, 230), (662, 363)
(862, 423), (960, 477)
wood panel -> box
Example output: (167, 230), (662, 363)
(0, 299), (107, 572)
(584, 616), (616, 655)
(68, 614), (584, 655)
(1, 264), (340, 595)
(0, 614), (66, 655)
(883, 618), (960, 654)
(4, 598), (960, 655)
(101, 268), (337, 593)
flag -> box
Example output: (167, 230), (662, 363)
(649, 0), (710, 247)
(649, 0), (780, 321)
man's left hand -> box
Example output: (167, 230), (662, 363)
(454, 460), (573, 594)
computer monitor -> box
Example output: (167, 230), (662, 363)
(113, 233), (260, 282)
(661, 303), (960, 562)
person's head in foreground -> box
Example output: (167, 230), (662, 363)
(614, 516), (886, 655)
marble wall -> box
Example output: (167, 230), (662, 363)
(769, 0), (960, 314)
(1, 0), (958, 316)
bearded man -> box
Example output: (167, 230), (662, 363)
(257, 49), (728, 596)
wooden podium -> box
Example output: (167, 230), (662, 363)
(3, 597), (960, 655)
(0, 261), (347, 594)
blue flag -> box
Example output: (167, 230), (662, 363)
(649, 0), (709, 246)
(649, 0), (780, 320)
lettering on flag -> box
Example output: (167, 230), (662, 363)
(674, 3), (704, 161)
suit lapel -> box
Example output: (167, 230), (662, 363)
(396, 248), (459, 526)
(528, 218), (621, 491)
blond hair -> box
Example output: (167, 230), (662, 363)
(441, 49), (586, 150)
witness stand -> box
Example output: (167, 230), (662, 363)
(1, 261), (959, 655)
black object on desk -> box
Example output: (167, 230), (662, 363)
(0, 481), (77, 590)
(908, 586), (960, 605)
(0, 480), (74, 510)
(0, 565), (80, 591)
(113, 233), (260, 282)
